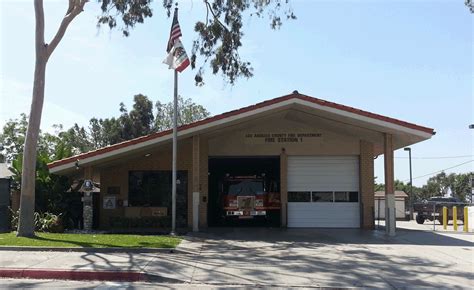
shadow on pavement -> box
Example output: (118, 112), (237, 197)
(166, 228), (473, 287)
(51, 227), (472, 288)
(189, 226), (473, 247)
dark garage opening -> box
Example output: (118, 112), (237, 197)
(208, 157), (280, 227)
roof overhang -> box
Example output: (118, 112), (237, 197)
(48, 92), (434, 175)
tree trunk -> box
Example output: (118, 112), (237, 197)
(17, 57), (47, 237)
(17, 0), (47, 237)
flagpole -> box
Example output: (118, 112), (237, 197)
(165, 5), (188, 236)
(171, 69), (178, 235)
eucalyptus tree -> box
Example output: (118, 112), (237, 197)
(155, 96), (210, 131)
(19, 0), (295, 236)
(19, 1), (89, 236)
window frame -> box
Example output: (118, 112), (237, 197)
(288, 191), (359, 203)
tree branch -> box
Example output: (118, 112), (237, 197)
(46, 0), (88, 59)
(34, 0), (45, 55)
(204, 0), (228, 31)
(66, 0), (74, 15)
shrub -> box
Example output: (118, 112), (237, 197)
(10, 208), (64, 233)
(38, 212), (64, 233)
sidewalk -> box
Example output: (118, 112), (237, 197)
(0, 238), (203, 283)
(0, 225), (473, 288)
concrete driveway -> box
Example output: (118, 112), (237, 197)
(170, 223), (473, 288)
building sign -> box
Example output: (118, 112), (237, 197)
(151, 207), (168, 217)
(244, 132), (322, 144)
(103, 196), (116, 209)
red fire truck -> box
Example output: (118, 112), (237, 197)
(220, 175), (280, 221)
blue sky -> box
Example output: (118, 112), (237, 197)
(0, 0), (472, 186)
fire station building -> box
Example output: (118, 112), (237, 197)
(47, 92), (434, 232)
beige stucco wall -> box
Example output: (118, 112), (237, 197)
(208, 117), (360, 157)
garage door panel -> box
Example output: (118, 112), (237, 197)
(287, 156), (360, 228)
(288, 156), (359, 192)
(288, 203), (360, 228)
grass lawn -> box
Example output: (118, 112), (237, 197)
(0, 232), (181, 248)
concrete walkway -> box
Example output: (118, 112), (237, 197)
(0, 222), (473, 288)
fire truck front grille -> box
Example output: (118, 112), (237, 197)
(238, 196), (255, 210)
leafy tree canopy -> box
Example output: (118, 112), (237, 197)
(0, 94), (209, 162)
(155, 95), (210, 131)
(97, 0), (296, 85)
(376, 172), (473, 202)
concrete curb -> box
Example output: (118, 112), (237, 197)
(0, 268), (145, 282)
(0, 268), (187, 283)
(0, 246), (187, 253)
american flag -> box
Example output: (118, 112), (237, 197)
(167, 8), (182, 53)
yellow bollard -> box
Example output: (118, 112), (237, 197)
(443, 206), (447, 230)
(464, 207), (469, 233)
(453, 206), (458, 231)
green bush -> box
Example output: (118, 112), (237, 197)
(38, 212), (64, 233)
(10, 208), (64, 233)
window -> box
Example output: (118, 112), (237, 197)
(288, 191), (359, 203)
(334, 192), (359, 202)
(227, 180), (264, 196)
(128, 170), (187, 207)
(288, 191), (311, 202)
(312, 192), (333, 202)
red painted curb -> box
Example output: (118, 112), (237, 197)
(0, 268), (145, 282)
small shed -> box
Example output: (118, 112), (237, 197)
(0, 163), (13, 232)
(374, 190), (408, 220)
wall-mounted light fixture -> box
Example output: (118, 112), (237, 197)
(75, 159), (80, 170)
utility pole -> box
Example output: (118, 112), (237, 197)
(470, 125), (473, 203)
(404, 147), (413, 220)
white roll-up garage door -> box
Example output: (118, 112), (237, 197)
(287, 156), (360, 228)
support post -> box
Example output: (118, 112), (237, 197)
(360, 140), (375, 229)
(443, 206), (447, 230)
(192, 135), (200, 232)
(453, 206), (458, 231)
(280, 148), (288, 227)
(193, 192), (199, 232)
(384, 133), (396, 236)
(464, 207), (469, 233)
